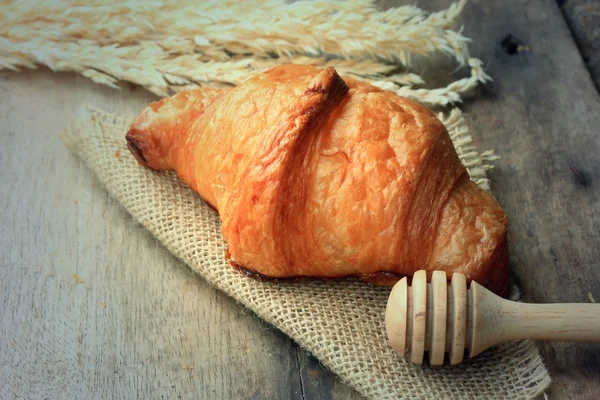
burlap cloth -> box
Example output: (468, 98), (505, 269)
(63, 107), (551, 399)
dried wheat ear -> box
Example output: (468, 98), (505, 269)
(0, 0), (488, 106)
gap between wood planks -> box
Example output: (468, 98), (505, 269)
(295, 348), (307, 400)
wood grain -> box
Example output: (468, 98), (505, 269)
(0, 69), (361, 399)
(560, 0), (600, 91)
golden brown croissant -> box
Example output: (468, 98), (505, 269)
(126, 64), (509, 296)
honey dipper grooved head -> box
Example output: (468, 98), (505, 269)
(385, 270), (469, 366)
(386, 269), (600, 365)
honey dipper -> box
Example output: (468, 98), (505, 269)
(385, 270), (600, 365)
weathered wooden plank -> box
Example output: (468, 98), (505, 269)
(0, 69), (312, 399)
(417, 0), (600, 398)
(3, 0), (599, 398)
(559, 0), (600, 91)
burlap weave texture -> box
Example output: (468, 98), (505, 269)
(64, 108), (551, 399)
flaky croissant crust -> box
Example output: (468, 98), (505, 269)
(127, 64), (509, 296)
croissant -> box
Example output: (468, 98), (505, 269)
(126, 64), (509, 296)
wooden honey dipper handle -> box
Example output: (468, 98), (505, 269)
(385, 270), (600, 366)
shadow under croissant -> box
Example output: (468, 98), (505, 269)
(225, 248), (416, 287)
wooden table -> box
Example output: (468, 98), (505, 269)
(1, 1), (599, 399)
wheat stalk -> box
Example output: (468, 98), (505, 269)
(0, 0), (489, 106)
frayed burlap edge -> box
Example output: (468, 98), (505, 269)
(62, 107), (551, 400)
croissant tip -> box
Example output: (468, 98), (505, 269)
(125, 131), (148, 166)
